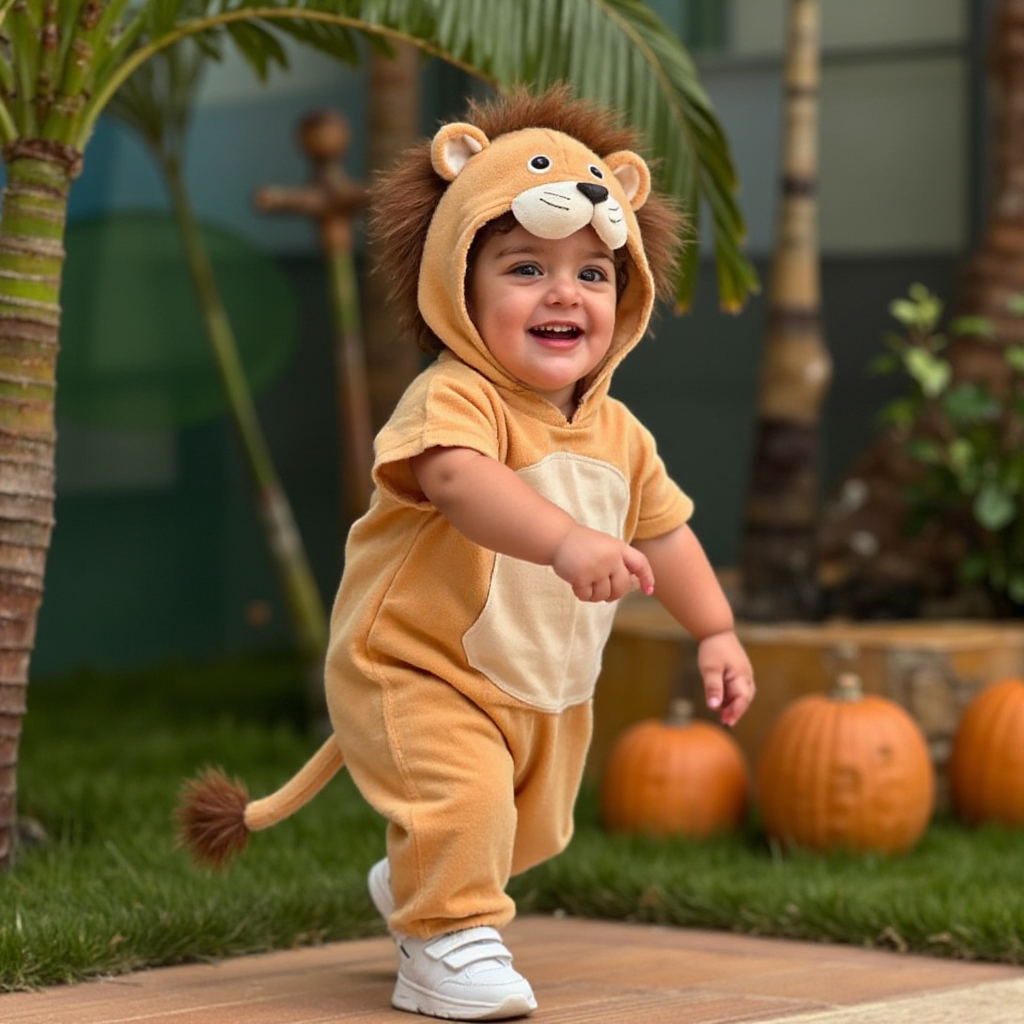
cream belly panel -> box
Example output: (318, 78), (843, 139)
(463, 453), (631, 711)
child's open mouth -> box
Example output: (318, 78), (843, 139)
(530, 324), (582, 341)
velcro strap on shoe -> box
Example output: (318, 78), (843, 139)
(426, 926), (514, 969)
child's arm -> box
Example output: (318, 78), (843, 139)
(634, 525), (756, 727)
(411, 446), (654, 602)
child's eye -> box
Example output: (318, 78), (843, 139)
(511, 263), (542, 277)
(579, 267), (609, 283)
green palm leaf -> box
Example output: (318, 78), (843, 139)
(9, 0), (758, 311)
(351, 0), (758, 310)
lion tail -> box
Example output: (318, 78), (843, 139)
(175, 736), (345, 868)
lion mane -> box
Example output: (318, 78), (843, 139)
(368, 84), (686, 357)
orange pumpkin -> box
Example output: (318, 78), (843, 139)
(601, 699), (749, 837)
(756, 674), (935, 854)
(949, 678), (1024, 827)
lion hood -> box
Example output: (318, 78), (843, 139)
(417, 121), (658, 420)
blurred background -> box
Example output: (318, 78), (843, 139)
(16, 0), (979, 676)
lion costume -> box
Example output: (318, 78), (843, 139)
(178, 85), (690, 940)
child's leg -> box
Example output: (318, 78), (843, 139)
(500, 701), (593, 876)
(330, 666), (518, 939)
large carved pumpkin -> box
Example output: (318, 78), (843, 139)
(949, 678), (1024, 826)
(756, 674), (935, 853)
(601, 700), (749, 837)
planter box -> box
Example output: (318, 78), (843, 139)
(590, 593), (1024, 808)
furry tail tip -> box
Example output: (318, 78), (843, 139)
(175, 767), (251, 869)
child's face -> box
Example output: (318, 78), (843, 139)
(467, 222), (617, 416)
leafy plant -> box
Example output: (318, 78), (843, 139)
(873, 283), (1024, 605)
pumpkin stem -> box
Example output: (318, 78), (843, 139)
(668, 699), (694, 725)
(832, 672), (863, 702)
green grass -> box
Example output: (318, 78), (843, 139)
(3, 655), (1023, 991)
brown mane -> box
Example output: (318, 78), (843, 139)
(368, 84), (686, 356)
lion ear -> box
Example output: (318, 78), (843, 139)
(431, 123), (491, 182)
(605, 151), (651, 211)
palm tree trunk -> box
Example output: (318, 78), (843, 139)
(0, 147), (72, 871)
(364, 45), (423, 432)
(951, 0), (1024, 384)
(739, 0), (831, 621)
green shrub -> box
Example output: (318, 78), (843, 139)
(874, 283), (1024, 605)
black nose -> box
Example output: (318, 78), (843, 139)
(577, 182), (609, 205)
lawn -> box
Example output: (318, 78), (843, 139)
(2, 653), (1022, 991)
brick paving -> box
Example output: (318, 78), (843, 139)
(2, 916), (1022, 1023)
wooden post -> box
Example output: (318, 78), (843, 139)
(254, 112), (374, 520)
(740, 0), (832, 620)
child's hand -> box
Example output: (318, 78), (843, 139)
(697, 630), (755, 727)
(552, 525), (655, 602)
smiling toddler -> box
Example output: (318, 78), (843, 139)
(178, 85), (755, 1022)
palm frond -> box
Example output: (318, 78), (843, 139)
(78, 0), (758, 310)
(267, 16), (362, 66)
(0, 18), (13, 144)
(54, 0), (89, 74)
(353, 0), (758, 308)
(224, 19), (291, 81)
(5, 0), (39, 135)
(107, 38), (206, 161)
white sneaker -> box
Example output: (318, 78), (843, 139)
(368, 857), (396, 931)
(392, 927), (537, 1020)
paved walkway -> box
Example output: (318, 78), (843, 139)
(3, 916), (1022, 1023)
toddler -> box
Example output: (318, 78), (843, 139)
(179, 86), (755, 1022)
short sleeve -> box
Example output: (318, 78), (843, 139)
(373, 361), (505, 507)
(628, 417), (694, 541)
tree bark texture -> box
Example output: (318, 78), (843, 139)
(740, 0), (832, 621)
(0, 147), (71, 871)
(363, 44), (423, 433)
(953, 0), (1024, 383)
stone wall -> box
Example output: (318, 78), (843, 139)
(592, 594), (1024, 810)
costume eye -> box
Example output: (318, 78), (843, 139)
(588, 164), (604, 179)
(528, 155), (552, 173)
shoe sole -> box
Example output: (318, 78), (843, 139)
(392, 975), (536, 1021)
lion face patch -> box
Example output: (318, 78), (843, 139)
(430, 123), (651, 251)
